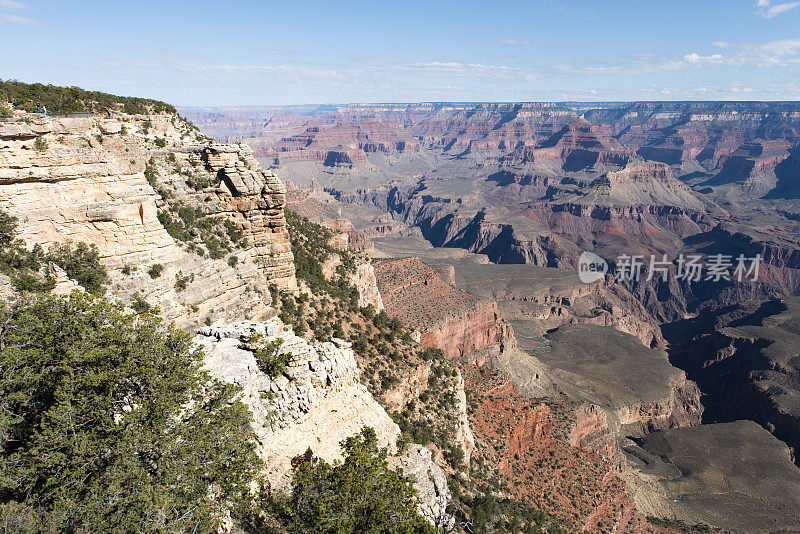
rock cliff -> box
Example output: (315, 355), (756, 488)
(195, 319), (452, 526)
(0, 113), (296, 327)
(195, 320), (398, 487)
(373, 257), (513, 361)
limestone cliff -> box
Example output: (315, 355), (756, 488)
(0, 112), (295, 327)
(196, 320), (397, 487)
(350, 262), (385, 310)
(191, 143), (296, 289)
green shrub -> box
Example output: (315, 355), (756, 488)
(174, 271), (193, 292)
(228, 255), (238, 267)
(33, 135), (48, 151)
(0, 293), (259, 532)
(285, 210), (359, 307)
(0, 211), (49, 291)
(147, 264), (164, 278)
(45, 241), (108, 294)
(242, 427), (433, 534)
(11, 271), (55, 293)
(0, 213), (107, 295)
(254, 339), (288, 378)
(130, 291), (156, 314)
(154, 137), (167, 148)
(144, 157), (158, 187)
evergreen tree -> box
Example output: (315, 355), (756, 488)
(0, 293), (260, 533)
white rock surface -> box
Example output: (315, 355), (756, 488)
(196, 319), (400, 488)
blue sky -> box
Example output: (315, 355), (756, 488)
(2, 0), (800, 105)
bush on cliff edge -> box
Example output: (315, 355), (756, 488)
(239, 427), (434, 534)
(0, 292), (260, 532)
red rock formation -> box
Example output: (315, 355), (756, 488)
(373, 257), (514, 361)
(462, 365), (672, 533)
(570, 403), (622, 464)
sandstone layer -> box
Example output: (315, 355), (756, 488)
(373, 257), (513, 361)
(0, 113), (296, 328)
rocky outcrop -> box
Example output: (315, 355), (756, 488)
(463, 366), (657, 533)
(196, 319), (454, 527)
(325, 218), (375, 253)
(202, 144), (297, 289)
(389, 445), (454, 529)
(569, 404), (621, 464)
(625, 421), (800, 533)
(350, 262), (384, 310)
(420, 301), (514, 361)
(0, 113), (296, 328)
(373, 257), (513, 361)
(516, 324), (703, 443)
(196, 320), (399, 487)
(453, 368), (476, 465)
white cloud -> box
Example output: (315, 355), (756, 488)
(500, 38), (530, 45)
(684, 53), (725, 64)
(407, 61), (541, 82)
(0, 0), (27, 8)
(713, 38), (800, 66)
(0, 13), (38, 25)
(755, 0), (800, 18)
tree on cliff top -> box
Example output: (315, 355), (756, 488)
(0, 79), (176, 115)
(0, 292), (260, 532)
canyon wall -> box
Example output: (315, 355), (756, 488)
(373, 257), (513, 361)
(196, 319), (453, 525)
(0, 113), (296, 328)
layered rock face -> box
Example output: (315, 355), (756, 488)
(373, 257), (513, 361)
(0, 116), (173, 265)
(369, 241), (666, 349)
(0, 113), (297, 327)
(192, 101), (800, 318)
(569, 404), (622, 463)
(199, 144), (297, 289)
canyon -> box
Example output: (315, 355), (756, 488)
(184, 100), (800, 532)
(3, 93), (800, 531)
